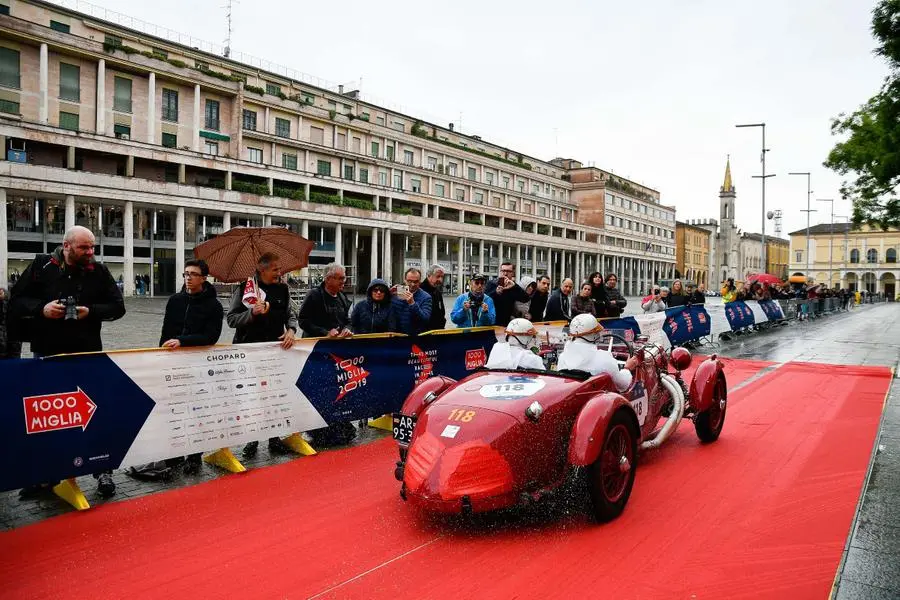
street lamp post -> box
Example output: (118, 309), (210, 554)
(817, 199), (834, 287)
(788, 172), (814, 276)
(835, 215), (850, 290)
(736, 123), (775, 272)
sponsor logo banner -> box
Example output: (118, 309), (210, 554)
(0, 330), (498, 493)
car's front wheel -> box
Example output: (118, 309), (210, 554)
(695, 375), (727, 443)
(588, 410), (638, 522)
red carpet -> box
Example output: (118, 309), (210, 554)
(686, 355), (774, 386)
(0, 359), (891, 600)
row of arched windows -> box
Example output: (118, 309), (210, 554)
(849, 248), (897, 264)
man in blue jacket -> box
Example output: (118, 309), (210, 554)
(392, 267), (432, 335)
(451, 274), (496, 327)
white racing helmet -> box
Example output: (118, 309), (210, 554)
(505, 318), (538, 349)
(568, 313), (604, 344)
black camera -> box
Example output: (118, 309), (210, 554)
(60, 296), (78, 321)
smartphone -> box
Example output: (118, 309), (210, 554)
(396, 285), (409, 296)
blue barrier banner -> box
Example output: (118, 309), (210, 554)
(724, 301), (756, 330)
(0, 330), (498, 492)
(531, 305), (712, 351)
(758, 299), (785, 321)
(596, 316), (642, 340)
(0, 354), (157, 490)
(296, 330), (496, 424)
(663, 304), (712, 344)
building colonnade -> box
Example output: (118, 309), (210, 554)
(1, 188), (674, 299)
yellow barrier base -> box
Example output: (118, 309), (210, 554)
(53, 478), (90, 511)
(282, 433), (317, 456)
(203, 448), (246, 473)
(368, 414), (394, 431)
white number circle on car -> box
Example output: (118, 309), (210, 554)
(479, 378), (546, 400)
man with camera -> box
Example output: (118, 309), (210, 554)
(10, 225), (126, 497)
(450, 274), (496, 327)
(641, 286), (669, 313)
(485, 262), (530, 327)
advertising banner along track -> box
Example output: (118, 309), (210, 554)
(0, 330), (497, 492)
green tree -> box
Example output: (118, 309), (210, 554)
(825, 0), (900, 228)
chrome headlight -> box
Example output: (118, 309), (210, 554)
(525, 400), (543, 422)
(423, 391), (438, 405)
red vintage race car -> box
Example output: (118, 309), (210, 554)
(392, 333), (727, 521)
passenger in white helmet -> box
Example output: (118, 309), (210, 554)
(485, 318), (546, 370)
(557, 313), (639, 392)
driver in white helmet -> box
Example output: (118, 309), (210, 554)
(485, 318), (546, 370)
(557, 314), (639, 392)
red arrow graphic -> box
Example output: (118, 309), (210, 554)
(23, 387), (97, 434)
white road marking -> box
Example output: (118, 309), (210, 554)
(729, 361), (789, 393)
(306, 535), (445, 599)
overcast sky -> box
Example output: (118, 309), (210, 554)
(73, 0), (888, 238)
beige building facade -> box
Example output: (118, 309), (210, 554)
(675, 221), (709, 285)
(767, 236), (789, 280)
(789, 223), (900, 296)
(0, 0), (673, 297)
(559, 158), (677, 295)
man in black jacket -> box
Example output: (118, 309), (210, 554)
(419, 264), (446, 331)
(227, 252), (298, 458)
(297, 263), (354, 446)
(485, 262), (530, 327)
(604, 273), (628, 317)
(529, 275), (551, 322)
(296, 263), (352, 338)
(159, 259), (223, 474)
(10, 225), (125, 497)
(160, 259), (223, 349)
(686, 282), (706, 305)
(544, 278), (575, 322)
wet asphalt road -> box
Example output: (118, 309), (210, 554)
(2, 298), (898, 598)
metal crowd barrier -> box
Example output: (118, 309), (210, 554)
(778, 296), (852, 321)
(776, 299), (800, 320)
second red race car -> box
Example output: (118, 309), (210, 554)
(392, 331), (727, 521)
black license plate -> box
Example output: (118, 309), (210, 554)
(392, 414), (416, 445)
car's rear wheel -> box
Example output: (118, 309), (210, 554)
(588, 410), (637, 522)
(695, 375), (727, 443)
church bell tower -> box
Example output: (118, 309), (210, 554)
(719, 157), (738, 281)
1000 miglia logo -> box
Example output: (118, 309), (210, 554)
(330, 354), (369, 401)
